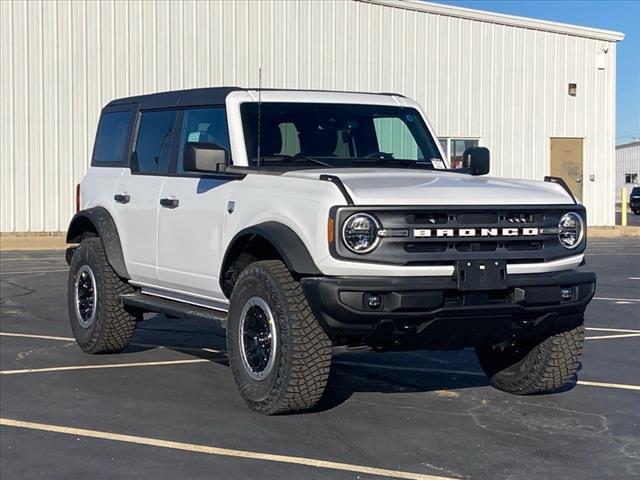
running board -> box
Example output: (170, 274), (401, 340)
(120, 293), (227, 328)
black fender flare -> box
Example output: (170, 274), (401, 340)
(66, 207), (130, 279)
(221, 222), (322, 279)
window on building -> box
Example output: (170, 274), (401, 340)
(625, 173), (638, 184)
(177, 108), (230, 173)
(439, 138), (480, 168)
(92, 111), (132, 165)
(133, 110), (177, 174)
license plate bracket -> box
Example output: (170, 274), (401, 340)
(456, 259), (507, 291)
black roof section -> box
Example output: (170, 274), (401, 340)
(104, 87), (406, 110)
(105, 87), (242, 109)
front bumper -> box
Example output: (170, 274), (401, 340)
(301, 270), (596, 349)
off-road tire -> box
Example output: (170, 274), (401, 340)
(475, 322), (585, 394)
(68, 237), (139, 353)
(227, 260), (332, 414)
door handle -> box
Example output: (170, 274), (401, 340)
(114, 193), (130, 204)
(160, 197), (179, 208)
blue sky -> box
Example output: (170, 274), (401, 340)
(437, 1), (640, 145)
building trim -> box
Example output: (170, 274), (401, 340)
(358, 0), (625, 42)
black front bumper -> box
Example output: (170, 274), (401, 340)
(301, 270), (596, 349)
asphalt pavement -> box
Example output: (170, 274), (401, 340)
(1, 239), (639, 479)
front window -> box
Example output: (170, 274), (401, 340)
(240, 103), (443, 170)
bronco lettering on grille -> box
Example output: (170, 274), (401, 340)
(412, 227), (540, 238)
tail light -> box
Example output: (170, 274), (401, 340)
(75, 183), (81, 213)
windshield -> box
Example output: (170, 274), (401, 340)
(240, 103), (444, 170)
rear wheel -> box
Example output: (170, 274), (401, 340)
(227, 260), (332, 414)
(67, 238), (139, 353)
(475, 321), (585, 394)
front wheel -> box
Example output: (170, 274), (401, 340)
(227, 260), (332, 414)
(475, 322), (585, 395)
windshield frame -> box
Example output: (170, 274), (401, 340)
(229, 96), (448, 171)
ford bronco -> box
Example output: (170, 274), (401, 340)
(66, 88), (595, 414)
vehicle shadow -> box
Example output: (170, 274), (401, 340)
(125, 314), (495, 411)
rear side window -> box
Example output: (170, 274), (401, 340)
(132, 110), (177, 174)
(92, 111), (132, 165)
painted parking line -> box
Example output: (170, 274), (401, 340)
(593, 297), (640, 303)
(586, 253), (640, 256)
(586, 327), (640, 333)
(576, 381), (640, 392)
(0, 332), (75, 342)
(585, 333), (640, 341)
(2, 331), (637, 391)
(0, 257), (65, 261)
(333, 361), (640, 392)
(0, 269), (69, 275)
(0, 418), (454, 480)
(0, 359), (209, 375)
(0, 332), (224, 356)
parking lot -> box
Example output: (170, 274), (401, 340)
(1, 238), (638, 479)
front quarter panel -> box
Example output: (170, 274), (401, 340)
(223, 174), (346, 271)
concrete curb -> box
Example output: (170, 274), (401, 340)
(0, 234), (67, 251)
(588, 226), (640, 237)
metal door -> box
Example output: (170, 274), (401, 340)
(550, 138), (583, 202)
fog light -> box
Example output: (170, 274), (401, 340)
(366, 294), (382, 309)
(560, 288), (573, 301)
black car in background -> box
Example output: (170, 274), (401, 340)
(631, 186), (640, 215)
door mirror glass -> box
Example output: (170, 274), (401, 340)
(463, 147), (490, 175)
(183, 142), (229, 173)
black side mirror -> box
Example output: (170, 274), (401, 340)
(184, 142), (229, 174)
(463, 147), (490, 175)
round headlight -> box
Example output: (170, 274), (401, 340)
(342, 213), (381, 254)
(558, 212), (584, 249)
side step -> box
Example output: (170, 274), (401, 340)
(120, 293), (227, 329)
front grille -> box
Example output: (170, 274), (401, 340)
(333, 205), (586, 266)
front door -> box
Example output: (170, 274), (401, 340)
(550, 138), (583, 202)
(155, 107), (233, 308)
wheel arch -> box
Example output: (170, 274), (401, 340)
(220, 222), (321, 297)
(66, 206), (130, 279)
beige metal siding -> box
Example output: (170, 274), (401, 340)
(0, 0), (620, 231)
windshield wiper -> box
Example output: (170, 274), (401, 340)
(260, 156), (332, 167)
(351, 157), (434, 169)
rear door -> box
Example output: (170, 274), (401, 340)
(112, 109), (177, 286)
(155, 107), (234, 307)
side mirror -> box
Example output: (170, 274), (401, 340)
(463, 147), (490, 175)
(184, 142), (229, 173)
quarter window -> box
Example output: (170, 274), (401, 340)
(177, 108), (230, 173)
(133, 110), (177, 174)
(92, 111), (132, 165)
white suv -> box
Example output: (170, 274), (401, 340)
(66, 88), (595, 414)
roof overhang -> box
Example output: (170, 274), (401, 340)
(357, 0), (625, 42)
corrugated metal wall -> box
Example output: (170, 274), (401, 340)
(0, 0), (619, 231)
(615, 142), (640, 202)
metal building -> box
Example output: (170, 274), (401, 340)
(0, 0), (624, 232)
(615, 141), (640, 202)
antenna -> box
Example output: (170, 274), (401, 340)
(257, 67), (262, 169)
